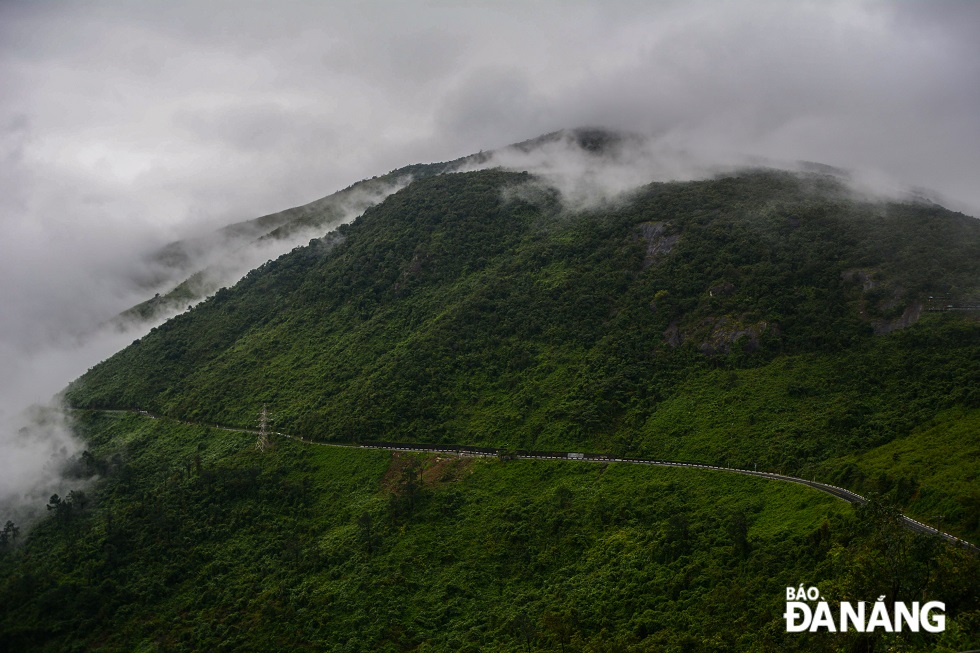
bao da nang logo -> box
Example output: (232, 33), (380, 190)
(784, 586), (945, 633)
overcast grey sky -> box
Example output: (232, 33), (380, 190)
(1, 0), (979, 520)
(4, 0), (979, 340)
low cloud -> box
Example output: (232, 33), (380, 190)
(0, 168), (406, 526)
(464, 129), (748, 211)
(0, 404), (87, 528)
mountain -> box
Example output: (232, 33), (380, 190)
(3, 131), (979, 652)
(113, 155), (478, 327)
(111, 128), (657, 328)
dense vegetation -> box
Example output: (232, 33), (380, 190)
(1, 412), (977, 652)
(66, 168), (979, 537)
(4, 156), (977, 650)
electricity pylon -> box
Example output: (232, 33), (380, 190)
(256, 405), (271, 451)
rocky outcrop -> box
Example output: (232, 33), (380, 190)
(637, 222), (679, 269)
(874, 302), (923, 335)
(663, 315), (770, 354)
(697, 317), (769, 355)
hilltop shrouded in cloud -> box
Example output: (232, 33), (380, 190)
(1, 0), (978, 524)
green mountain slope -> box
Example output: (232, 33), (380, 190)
(5, 152), (977, 651)
(2, 411), (977, 652)
(115, 156), (472, 326)
(66, 167), (978, 530)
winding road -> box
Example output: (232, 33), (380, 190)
(79, 408), (978, 553)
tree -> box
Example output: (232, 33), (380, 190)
(0, 521), (17, 548)
(46, 493), (72, 525)
(542, 609), (576, 653)
(389, 456), (425, 524)
(358, 511), (376, 556)
(727, 510), (750, 558)
(67, 490), (89, 512)
(46, 493), (62, 513)
(510, 610), (536, 653)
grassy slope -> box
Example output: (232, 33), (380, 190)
(826, 407), (980, 539)
(2, 412), (977, 652)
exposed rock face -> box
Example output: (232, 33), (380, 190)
(874, 302), (923, 335)
(662, 316), (770, 354)
(637, 222), (679, 269)
(708, 281), (736, 297)
(841, 269), (924, 334)
(696, 317), (769, 355)
(841, 269), (878, 291)
(663, 320), (681, 348)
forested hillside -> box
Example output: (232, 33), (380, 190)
(2, 162), (978, 651)
(66, 168), (979, 538)
(1, 411), (977, 652)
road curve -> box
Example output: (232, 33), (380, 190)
(74, 408), (978, 553)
